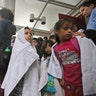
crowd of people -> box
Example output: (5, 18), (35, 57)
(0, 0), (96, 96)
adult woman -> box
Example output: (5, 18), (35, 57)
(79, 0), (96, 44)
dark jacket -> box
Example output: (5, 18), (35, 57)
(0, 19), (16, 80)
(0, 19), (16, 50)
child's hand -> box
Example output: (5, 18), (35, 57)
(59, 78), (65, 88)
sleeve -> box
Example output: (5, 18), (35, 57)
(0, 21), (5, 47)
(87, 7), (96, 31)
(90, 8), (96, 26)
(0, 20), (16, 49)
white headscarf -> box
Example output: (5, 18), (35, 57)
(11, 28), (34, 58)
(1, 28), (39, 96)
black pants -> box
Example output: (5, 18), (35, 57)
(0, 48), (11, 80)
(84, 29), (96, 45)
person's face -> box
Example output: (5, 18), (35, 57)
(32, 40), (38, 47)
(24, 29), (32, 43)
(55, 22), (72, 43)
(45, 43), (52, 55)
(80, 4), (94, 17)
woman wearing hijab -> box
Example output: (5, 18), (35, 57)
(1, 27), (40, 96)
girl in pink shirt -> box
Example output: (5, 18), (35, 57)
(53, 19), (83, 96)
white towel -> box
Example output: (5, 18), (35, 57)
(1, 28), (40, 96)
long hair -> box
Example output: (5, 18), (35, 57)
(41, 40), (54, 59)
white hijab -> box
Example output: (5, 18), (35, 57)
(1, 28), (39, 96)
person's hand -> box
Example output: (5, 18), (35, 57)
(72, 32), (86, 38)
(59, 78), (65, 88)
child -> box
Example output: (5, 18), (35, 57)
(32, 38), (38, 47)
(49, 35), (56, 43)
(79, 0), (96, 44)
(39, 40), (64, 96)
(1, 27), (40, 96)
(48, 19), (96, 96)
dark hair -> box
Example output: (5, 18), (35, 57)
(41, 40), (54, 58)
(54, 19), (71, 31)
(80, 0), (96, 8)
(0, 8), (14, 22)
(44, 36), (48, 40)
(49, 35), (56, 40)
(37, 37), (43, 47)
(54, 19), (71, 43)
(33, 38), (38, 41)
(24, 26), (31, 30)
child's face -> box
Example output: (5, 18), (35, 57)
(45, 43), (52, 55)
(24, 29), (33, 43)
(56, 22), (72, 43)
(80, 5), (94, 17)
(32, 40), (38, 47)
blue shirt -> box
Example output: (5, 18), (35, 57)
(87, 7), (96, 31)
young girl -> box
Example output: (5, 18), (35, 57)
(1, 27), (40, 96)
(39, 40), (64, 96)
(79, 0), (96, 44)
(48, 19), (96, 96)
